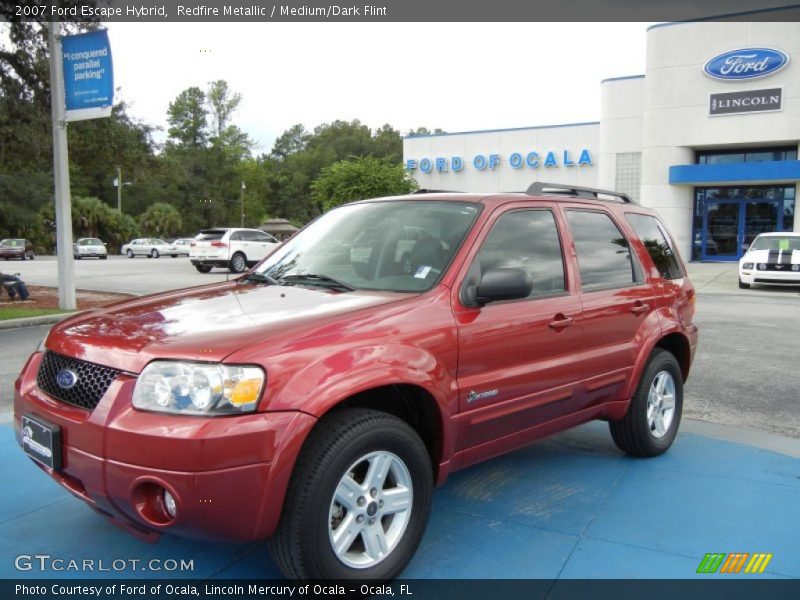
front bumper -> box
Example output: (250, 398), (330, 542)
(740, 268), (800, 285)
(13, 352), (316, 542)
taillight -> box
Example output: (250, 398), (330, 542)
(211, 241), (228, 248)
(190, 241), (196, 247)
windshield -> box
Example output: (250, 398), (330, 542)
(1, 239), (23, 247)
(750, 236), (800, 252)
(255, 201), (481, 292)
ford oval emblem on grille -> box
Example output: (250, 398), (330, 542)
(56, 369), (78, 390)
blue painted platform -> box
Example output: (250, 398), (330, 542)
(1, 421), (798, 579)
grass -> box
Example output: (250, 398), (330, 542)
(0, 307), (66, 321)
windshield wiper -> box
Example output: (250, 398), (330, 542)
(280, 274), (356, 292)
(241, 272), (283, 286)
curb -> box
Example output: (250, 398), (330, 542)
(0, 312), (77, 331)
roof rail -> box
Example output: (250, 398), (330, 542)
(412, 189), (463, 194)
(525, 181), (635, 204)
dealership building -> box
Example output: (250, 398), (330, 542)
(403, 21), (800, 261)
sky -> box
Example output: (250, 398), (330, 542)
(108, 22), (653, 154)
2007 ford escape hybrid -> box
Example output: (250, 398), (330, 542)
(15, 182), (698, 580)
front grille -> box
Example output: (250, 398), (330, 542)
(763, 264), (799, 272)
(37, 351), (120, 411)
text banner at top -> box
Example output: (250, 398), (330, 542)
(5, 0), (800, 22)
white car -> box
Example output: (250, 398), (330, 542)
(124, 238), (179, 259)
(170, 238), (194, 256)
(738, 232), (800, 289)
(189, 228), (279, 273)
(73, 238), (107, 260)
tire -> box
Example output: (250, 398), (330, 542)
(269, 408), (433, 580)
(171, 255), (177, 258)
(738, 279), (750, 289)
(229, 252), (247, 273)
(194, 264), (212, 273)
(74, 255), (81, 260)
(151, 249), (159, 259)
(609, 349), (683, 457)
(126, 249), (134, 258)
(101, 255), (107, 260)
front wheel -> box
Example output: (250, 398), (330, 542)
(269, 408), (432, 580)
(609, 349), (683, 457)
(126, 249), (134, 258)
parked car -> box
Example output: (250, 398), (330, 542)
(170, 238), (194, 256)
(738, 232), (800, 289)
(0, 238), (34, 260)
(73, 238), (108, 260)
(124, 238), (179, 258)
(15, 182), (697, 581)
(189, 227), (279, 273)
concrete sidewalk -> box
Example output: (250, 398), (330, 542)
(1, 420), (797, 580)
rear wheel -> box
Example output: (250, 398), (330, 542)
(738, 279), (750, 289)
(151, 249), (159, 258)
(229, 252), (247, 273)
(27, 251), (35, 260)
(609, 349), (683, 457)
(194, 264), (212, 273)
(269, 408), (432, 580)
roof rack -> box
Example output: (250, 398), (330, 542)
(412, 189), (463, 194)
(525, 181), (635, 204)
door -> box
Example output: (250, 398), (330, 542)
(564, 208), (659, 411)
(703, 200), (740, 260)
(743, 200), (781, 251)
(250, 230), (278, 261)
(454, 207), (583, 451)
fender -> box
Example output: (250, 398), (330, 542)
(614, 310), (692, 420)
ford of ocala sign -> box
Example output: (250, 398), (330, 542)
(703, 47), (790, 81)
(406, 149), (592, 174)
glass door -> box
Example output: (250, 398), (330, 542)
(703, 200), (740, 260)
(743, 200), (782, 252)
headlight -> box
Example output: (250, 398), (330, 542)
(742, 262), (754, 270)
(132, 361), (265, 416)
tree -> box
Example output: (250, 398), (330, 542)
(138, 203), (183, 238)
(38, 196), (138, 253)
(311, 156), (417, 212)
(167, 87), (207, 147)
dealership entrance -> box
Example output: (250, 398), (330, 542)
(693, 186), (797, 261)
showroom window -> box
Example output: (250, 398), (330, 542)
(566, 210), (637, 291)
(696, 146), (797, 164)
(615, 152), (641, 203)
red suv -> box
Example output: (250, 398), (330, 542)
(15, 183), (698, 580)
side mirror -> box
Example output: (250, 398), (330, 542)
(473, 268), (533, 306)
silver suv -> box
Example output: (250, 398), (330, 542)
(189, 228), (279, 273)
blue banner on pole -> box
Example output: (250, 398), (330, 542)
(61, 30), (114, 122)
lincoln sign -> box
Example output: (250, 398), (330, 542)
(709, 88), (782, 116)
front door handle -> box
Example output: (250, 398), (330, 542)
(631, 301), (651, 315)
(548, 314), (574, 330)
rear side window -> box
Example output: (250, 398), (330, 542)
(474, 209), (565, 298)
(566, 210), (636, 291)
(625, 213), (684, 280)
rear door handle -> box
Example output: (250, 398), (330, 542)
(548, 314), (575, 330)
(631, 301), (651, 315)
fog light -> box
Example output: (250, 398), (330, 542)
(757, 263), (767, 270)
(163, 490), (177, 518)
(792, 264), (800, 272)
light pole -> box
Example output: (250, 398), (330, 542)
(114, 166), (132, 212)
(240, 181), (246, 227)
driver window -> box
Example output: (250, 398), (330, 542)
(472, 210), (566, 299)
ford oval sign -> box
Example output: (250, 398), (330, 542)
(704, 47), (790, 81)
(56, 369), (78, 390)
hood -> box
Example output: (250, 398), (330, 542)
(743, 248), (800, 264)
(47, 282), (410, 373)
